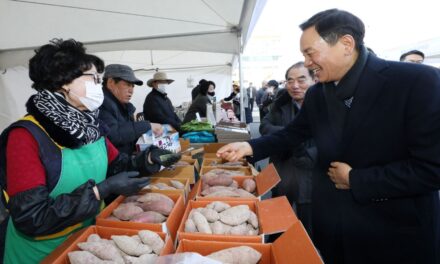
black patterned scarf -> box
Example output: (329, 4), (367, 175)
(26, 90), (102, 148)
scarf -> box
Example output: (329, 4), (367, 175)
(26, 89), (101, 148)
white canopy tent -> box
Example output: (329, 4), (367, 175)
(0, 0), (266, 130)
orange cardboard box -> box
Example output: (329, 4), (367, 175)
(195, 163), (280, 201)
(177, 196), (296, 243)
(152, 165), (196, 183)
(41, 225), (174, 264)
(96, 193), (185, 241)
(200, 166), (253, 177)
(142, 177), (190, 203)
(175, 220), (323, 264)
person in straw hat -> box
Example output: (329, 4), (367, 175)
(143, 71), (182, 132)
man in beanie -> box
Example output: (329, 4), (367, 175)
(260, 79), (280, 119)
(143, 71), (182, 132)
(99, 64), (163, 155)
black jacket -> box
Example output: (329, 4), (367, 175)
(259, 89), (316, 204)
(99, 89), (151, 155)
(143, 89), (181, 131)
(183, 94), (212, 123)
(250, 55), (440, 264)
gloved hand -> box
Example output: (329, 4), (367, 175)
(150, 148), (182, 167)
(97, 171), (150, 199)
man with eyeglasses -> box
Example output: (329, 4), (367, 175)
(259, 61), (316, 235)
(99, 64), (163, 156)
(399, 49), (425, 64)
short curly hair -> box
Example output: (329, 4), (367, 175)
(29, 38), (105, 92)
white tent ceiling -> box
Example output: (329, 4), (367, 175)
(0, 0), (265, 68)
(0, 0), (266, 130)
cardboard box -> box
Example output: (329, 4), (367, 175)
(195, 163), (280, 201)
(41, 225), (174, 264)
(96, 193), (185, 241)
(202, 142), (227, 158)
(177, 196), (296, 243)
(152, 165), (196, 184)
(200, 166), (253, 177)
(142, 177), (190, 203)
(175, 220), (323, 264)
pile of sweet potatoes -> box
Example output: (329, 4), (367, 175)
(68, 230), (165, 264)
(142, 180), (185, 190)
(107, 193), (174, 223)
(184, 201), (259, 236)
(201, 171), (257, 198)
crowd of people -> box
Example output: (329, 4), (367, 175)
(1, 7), (440, 264)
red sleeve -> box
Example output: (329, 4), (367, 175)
(105, 137), (119, 164)
(6, 128), (46, 196)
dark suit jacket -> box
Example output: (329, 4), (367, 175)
(249, 55), (440, 264)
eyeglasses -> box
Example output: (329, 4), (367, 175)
(82, 72), (102, 84)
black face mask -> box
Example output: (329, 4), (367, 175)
(208, 92), (215, 96)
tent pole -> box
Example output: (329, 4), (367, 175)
(238, 31), (245, 123)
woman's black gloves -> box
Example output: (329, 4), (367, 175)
(97, 171), (150, 199)
(149, 148), (182, 167)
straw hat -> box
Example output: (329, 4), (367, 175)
(147, 71), (174, 87)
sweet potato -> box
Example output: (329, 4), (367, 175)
(242, 179), (256, 193)
(229, 180), (239, 188)
(205, 246), (262, 264)
(170, 180), (185, 189)
(201, 186), (237, 196)
(111, 235), (152, 256)
(202, 173), (233, 186)
(235, 188), (256, 198)
(112, 203), (144, 220)
(229, 223), (248, 235)
(184, 218), (197, 233)
(123, 254), (158, 264)
(129, 211), (166, 223)
(205, 190), (241, 198)
(77, 241), (124, 263)
(137, 193), (175, 216)
(206, 201), (231, 213)
(123, 195), (141, 203)
(68, 250), (115, 264)
(247, 211), (259, 229)
(191, 211), (212, 234)
(86, 234), (101, 242)
(200, 208), (220, 223)
(138, 230), (165, 255)
(246, 224), (259, 236)
(219, 205), (251, 226)
(210, 221), (232, 235)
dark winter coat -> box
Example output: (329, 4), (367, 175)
(143, 89), (182, 132)
(99, 89), (150, 155)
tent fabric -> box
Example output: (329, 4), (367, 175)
(0, 0), (266, 130)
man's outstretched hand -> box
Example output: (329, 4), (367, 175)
(216, 142), (253, 162)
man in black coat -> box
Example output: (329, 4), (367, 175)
(259, 62), (316, 235)
(143, 71), (182, 132)
(99, 64), (163, 155)
(217, 9), (440, 264)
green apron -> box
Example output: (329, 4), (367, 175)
(4, 137), (107, 264)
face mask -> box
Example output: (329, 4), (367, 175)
(208, 91), (215, 96)
(70, 81), (104, 111)
(157, 84), (167, 94)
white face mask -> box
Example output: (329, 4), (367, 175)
(71, 81), (104, 111)
(157, 83), (167, 94)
